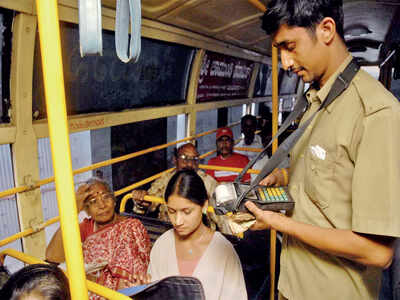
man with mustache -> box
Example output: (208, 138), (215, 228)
(206, 127), (251, 182)
(245, 0), (400, 299)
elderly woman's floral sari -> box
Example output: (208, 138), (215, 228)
(80, 217), (151, 300)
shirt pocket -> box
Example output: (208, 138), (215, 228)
(304, 145), (336, 209)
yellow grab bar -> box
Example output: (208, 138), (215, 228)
(120, 193), (214, 214)
(0, 123), (241, 200)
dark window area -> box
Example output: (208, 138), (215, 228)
(254, 64), (271, 97)
(111, 118), (167, 210)
(279, 71), (299, 95)
(0, 9), (13, 124)
(392, 68), (400, 100)
(32, 22), (194, 119)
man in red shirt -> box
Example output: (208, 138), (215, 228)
(206, 127), (251, 182)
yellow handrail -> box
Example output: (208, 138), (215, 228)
(0, 122), (240, 200)
(0, 217), (59, 248)
(234, 147), (262, 152)
(120, 193), (215, 214)
(35, 0), (88, 298)
(199, 164), (260, 174)
(0, 249), (132, 300)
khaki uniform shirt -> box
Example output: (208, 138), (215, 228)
(279, 55), (400, 300)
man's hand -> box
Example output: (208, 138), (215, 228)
(259, 173), (278, 186)
(260, 168), (289, 187)
(245, 201), (279, 230)
(131, 190), (151, 208)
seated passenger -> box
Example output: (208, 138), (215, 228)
(148, 170), (247, 300)
(131, 143), (217, 221)
(46, 178), (151, 298)
(206, 127), (251, 182)
(0, 264), (70, 300)
(235, 114), (264, 161)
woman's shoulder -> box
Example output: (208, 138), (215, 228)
(152, 229), (174, 247)
(212, 232), (236, 252)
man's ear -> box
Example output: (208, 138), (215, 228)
(317, 17), (336, 45)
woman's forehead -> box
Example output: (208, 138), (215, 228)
(167, 194), (199, 209)
(88, 182), (108, 193)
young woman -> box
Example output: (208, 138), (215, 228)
(46, 178), (151, 299)
(148, 170), (247, 300)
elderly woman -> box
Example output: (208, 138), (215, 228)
(148, 170), (247, 300)
(46, 178), (151, 299)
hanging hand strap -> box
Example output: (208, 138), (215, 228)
(235, 59), (360, 209)
(79, 0), (103, 56)
(115, 0), (142, 63)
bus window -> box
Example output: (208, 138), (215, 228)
(0, 144), (23, 272)
(32, 22), (195, 119)
(0, 9), (12, 124)
(196, 109), (218, 162)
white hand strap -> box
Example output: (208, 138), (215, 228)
(79, 0), (103, 56)
(115, 0), (142, 63)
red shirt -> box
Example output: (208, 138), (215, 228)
(206, 152), (251, 182)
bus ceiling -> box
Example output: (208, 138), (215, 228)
(100, 0), (400, 66)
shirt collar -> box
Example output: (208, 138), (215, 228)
(305, 54), (353, 113)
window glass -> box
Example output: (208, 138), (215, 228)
(0, 10), (12, 124)
(254, 64), (271, 97)
(32, 22), (194, 118)
(196, 109), (218, 164)
(0, 144), (23, 272)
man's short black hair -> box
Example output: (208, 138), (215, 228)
(261, 0), (344, 40)
(241, 114), (257, 127)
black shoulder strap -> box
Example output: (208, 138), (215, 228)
(234, 59), (360, 209)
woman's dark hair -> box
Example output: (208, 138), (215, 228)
(165, 170), (208, 206)
(0, 264), (71, 300)
(261, 0), (344, 40)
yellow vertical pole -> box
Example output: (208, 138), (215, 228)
(270, 45), (279, 300)
(34, 1), (89, 299)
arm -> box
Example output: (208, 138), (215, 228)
(45, 227), (66, 263)
(46, 184), (89, 263)
(245, 202), (394, 268)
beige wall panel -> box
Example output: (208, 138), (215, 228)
(0, 0), (34, 13)
(10, 14), (46, 259)
(0, 126), (16, 145)
(160, 0), (262, 34)
(252, 38), (273, 55)
(141, 0), (188, 19)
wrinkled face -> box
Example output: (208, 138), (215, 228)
(167, 194), (204, 237)
(217, 136), (234, 158)
(84, 183), (116, 225)
(175, 145), (200, 171)
(242, 119), (256, 144)
(273, 24), (326, 84)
